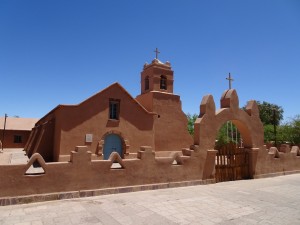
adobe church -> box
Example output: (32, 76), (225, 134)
(25, 56), (193, 162)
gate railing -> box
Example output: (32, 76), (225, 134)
(215, 143), (249, 182)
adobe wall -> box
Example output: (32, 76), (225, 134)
(137, 91), (193, 152)
(194, 90), (264, 150)
(56, 84), (155, 161)
(1, 88), (300, 204)
(0, 145), (214, 201)
(152, 92), (193, 151)
(135, 92), (153, 112)
(25, 111), (56, 161)
(1, 130), (31, 148)
(254, 146), (300, 178)
(193, 89), (264, 179)
(193, 89), (300, 179)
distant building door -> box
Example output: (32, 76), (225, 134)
(103, 134), (123, 160)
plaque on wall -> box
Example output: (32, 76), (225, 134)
(85, 134), (93, 143)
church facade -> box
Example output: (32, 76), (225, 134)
(25, 58), (193, 162)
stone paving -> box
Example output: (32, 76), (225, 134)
(0, 174), (299, 225)
(0, 148), (45, 175)
(0, 148), (28, 165)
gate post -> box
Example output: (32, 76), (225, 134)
(248, 148), (259, 178)
(202, 149), (218, 180)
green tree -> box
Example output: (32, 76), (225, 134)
(215, 123), (230, 149)
(281, 115), (300, 145)
(244, 101), (284, 145)
(215, 122), (241, 149)
(256, 101), (284, 126)
(276, 124), (293, 144)
(292, 115), (300, 144)
(263, 124), (275, 143)
(186, 113), (198, 135)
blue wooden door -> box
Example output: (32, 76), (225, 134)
(103, 134), (122, 160)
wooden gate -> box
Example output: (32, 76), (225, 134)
(215, 142), (250, 182)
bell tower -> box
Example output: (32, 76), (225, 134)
(140, 52), (174, 95)
(135, 50), (193, 152)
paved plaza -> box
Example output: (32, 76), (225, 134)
(0, 149), (28, 165)
(0, 174), (299, 225)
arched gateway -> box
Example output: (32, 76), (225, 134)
(194, 89), (264, 181)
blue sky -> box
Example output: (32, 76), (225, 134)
(1, 0), (299, 122)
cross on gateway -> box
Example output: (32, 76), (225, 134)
(226, 73), (234, 89)
(154, 48), (160, 59)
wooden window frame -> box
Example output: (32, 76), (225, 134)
(14, 135), (22, 143)
(109, 99), (120, 120)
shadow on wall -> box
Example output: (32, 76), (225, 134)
(2, 89), (300, 205)
(0, 145), (215, 201)
(60, 83), (154, 132)
(254, 145), (300, 178)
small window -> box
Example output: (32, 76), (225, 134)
(14, 135), (22, 143)
(160, 75), (167, 90)
(145, 76), (149, 90)
(109, 99), (120, 120)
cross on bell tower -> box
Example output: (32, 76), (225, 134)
(139, 49), (174, 95)
(154, 48), (160, 59)
(226, 73), (234, 89)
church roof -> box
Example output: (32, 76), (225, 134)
(0, 117), (38, 131)
(73, 82), (156, 115)
(37, 82), (155, 124)
(143, 59), (172, 70)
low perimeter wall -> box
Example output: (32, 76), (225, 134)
(1, 145), (299, 206)
(254, 146), (300, 178)
(0, 146), (217, 205)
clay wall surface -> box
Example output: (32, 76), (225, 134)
(151, 92), (193, 151)
(194, 90), (264, 151)
(25, 112), (57, 161)
(194, 89), (300, 179)
(1, 89), (300, 203)
(1, 130), (31, 148)
(136, 92), (154, 112)
(140, 61), (174, 94)
(26, 80), (194, 162)
(254, 146), (300, 178)
(194, 89), (264, 178)
(0, 146), (213, 199)
(53, 114), (62, 161)
(57, 83), (155, 158)
(137, 91), (193, 152)
(150, 69), (173, 94)
(0, 117), (38, 149)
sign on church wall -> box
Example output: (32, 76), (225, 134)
(85, 134), (93, 143)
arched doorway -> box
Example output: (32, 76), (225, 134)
(103, 134), (123, 160)
(215, 122), (250, 182)
(194, 89), (264, 180)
